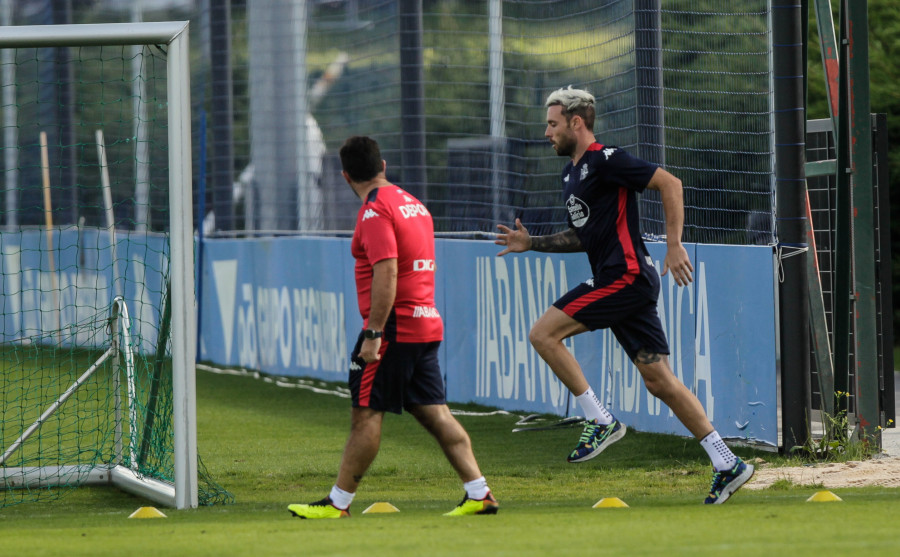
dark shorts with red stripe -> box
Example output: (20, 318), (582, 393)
(348, 331), (446, 414)
(552, 276), (669, 362)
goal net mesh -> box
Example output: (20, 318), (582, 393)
(0, 40), (230, 508)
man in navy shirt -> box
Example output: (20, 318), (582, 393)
(496, 86), (753, 504)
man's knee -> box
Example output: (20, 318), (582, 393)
(410, 404), (449, 429)
(350, 407), (383, 431)
(635, 354), (677, 399)
(529, 323), (556, 353)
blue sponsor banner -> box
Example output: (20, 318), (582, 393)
(0, 228), (167, 353)
(200, 236), (779, 446)
(199, 236), (354, 379)
(440, 240), (778, 446)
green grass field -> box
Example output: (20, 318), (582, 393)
(2, 369), (899, 556)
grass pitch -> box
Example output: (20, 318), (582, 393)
(1, 369), (898, 556)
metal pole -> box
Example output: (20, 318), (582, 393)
(210, 0), (235, 231)
(832, 2), (852, 416)
(1, 0), (17, 231)
(772, 0), (810, 451)
(845, 0), (878, 438)
(635, 0), (665, 238)
(488, 0), (505, 226)
(399, 0), (427, 203)
(804, 0), (838, 417)
(53, 0), (76, 225)
(132, 1), (151, 232)
(166, 22), (199, 509)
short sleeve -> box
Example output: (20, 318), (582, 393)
(602, 148), (659, 192)
(358, 206), (398, 264)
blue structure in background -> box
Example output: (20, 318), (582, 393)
(199, 236), (779, 447)
(0, 229), (167, 354)
(0, 230), (778, 445)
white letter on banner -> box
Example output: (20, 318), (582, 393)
(494, 258), (514, 399)
(512, 258), (533, 401)
(307, 288), (321, 370)
(601, 330), (614, 409)
(694, 262), (714, 420)
(318, 290), (341, 373)
(262, 287), (280, 367)
(608, 332), (625, 412)
(475, 257), (484, 396)
(480, 257), (500, 398)
(479, 256), (491, 397)
(672, 277), (695, 418)
(337, 292), (348, 371)
(556, 261), (576, 357)
(238, 283), (258, 368)
(293, 288), (307, 367)
(655, 266), (670, 417)
(541, 257), (565, 409)
(327, 292), (347, 372)
(278, 286), (292, 367)
(255, 286), (268, 366)
(525, 258), (547, 403)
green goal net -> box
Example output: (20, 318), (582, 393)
(0, 22), (231, 509)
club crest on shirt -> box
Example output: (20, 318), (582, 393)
(566, 194), (589, 228)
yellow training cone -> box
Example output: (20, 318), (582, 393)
(362, 502), (400, 514)
(128, 506), (167, 518)
(593, 497), (629, 508)
(806, 491), (842, 502)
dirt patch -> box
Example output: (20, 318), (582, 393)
(744, 456), (900, 489)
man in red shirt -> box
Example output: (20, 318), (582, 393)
(289, 136), (498, 519)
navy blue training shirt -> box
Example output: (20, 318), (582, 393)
(561, 143), (660, 296)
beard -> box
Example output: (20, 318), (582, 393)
(551, 133), (577, 158)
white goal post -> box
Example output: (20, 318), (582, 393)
(0, 22), (197, 509)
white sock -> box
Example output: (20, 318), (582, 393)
(700, 431), (738, 471)
(463, 476), (490, 500)
(329, 485), (355, 510)
(575, 387), (614, 425)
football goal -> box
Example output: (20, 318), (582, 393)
(0, 22), (229, 509)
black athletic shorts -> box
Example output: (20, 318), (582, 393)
(552, 276), (669, 362)
(348, 331), (446, 414)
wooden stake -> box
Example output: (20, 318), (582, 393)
(39, 131), (60, 341)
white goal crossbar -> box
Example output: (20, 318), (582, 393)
(0, 22), (197, 509)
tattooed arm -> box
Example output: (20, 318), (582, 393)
(531, 228), (583, 252)
(496, 218), (584, 256)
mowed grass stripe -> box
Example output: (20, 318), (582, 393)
(1, 369), (898, 556)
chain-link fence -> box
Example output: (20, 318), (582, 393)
(4, 0), (775, 245)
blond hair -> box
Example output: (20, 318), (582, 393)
(545, 86), (595, 129)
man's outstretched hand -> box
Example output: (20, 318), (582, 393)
(495, 218), (532, 256)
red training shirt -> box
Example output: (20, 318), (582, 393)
(350, 185), (443, 342)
